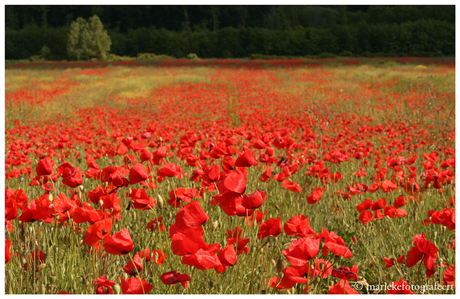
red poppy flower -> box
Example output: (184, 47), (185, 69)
(5, 239), (11, 263)
(157, 163), (183, 181)
(62, 168), (83, 188)
(174, 201), (209, 230)
(129, 163), (150, 185)
(282, 179), (302, 194)
(328, 279), (360, 294)
(160, 270), (191, 289)
(284, 215), (317, 238)
(123, 253), (143, 275)
(387, 278), (414, 294)
(103, 228), (134, 255)
(53, 193), (78, 222)
(245, 209), (267, 227)
(359, 210), (373, 225)
(242, 189), (266, 209)
(443, 264), (455, 288)
(309, 258), (333, 278)
(147, 217), (166, 232)
(139, 149), (153, 162)
(397, 255), (405, 264)
(120, 277), (153, 294)
(380, 180), (398, 193)
(394, 196), (406, 208)
(171, 227), (221, 260)
(282, 237), (321, 269)
(217, 170), (246, 195)
(57, 163), (76, 178)
(73, 202), (106, 224)
(215, 245), (237, 273)
(101, 193), (121, 216)
(18, 194), (54, 223)
(270, 267), (309, 290)
(371, 198), (387, 210)
(92, 276), (116, 294)
(258, 217), (282, 239)
(127, 189), (156, 210)
(235, 148), (258, 167)
(168, 187), (198, 208)
(382, 257), (395, 268)
(36, 157), (55, 177)
(331, 266), (359, 280)
(318, 228), (352, 258)
(306, 187), (324, 204)
(152, 146), (167, 165)
(226, 227), (250, 255)
(356, 199), (373, 213)
(151, 249), (167, 264)
(181, 248), (222, 270)
(84, 218), (112, 247)
(406, 234), (438, 277)
(5, 193), (18, 222)
(260, 167), (274, 182)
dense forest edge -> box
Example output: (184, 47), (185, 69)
(5, 5), (455, 61)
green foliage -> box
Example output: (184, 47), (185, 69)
(136, 53), (174, 60)
(186, 53), (200, 60)
(28, 55), (44, 62)
(5, 17), (456, 60)
(40, 45), (50, 59)
(67, 15), (111, 61)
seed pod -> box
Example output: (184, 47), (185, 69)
(212, 220), (219, 231)
(157, 194), (164, 209)
(276, 259), (285, 273)
(37, 263), (47, 272)
(49, 274), (57, 283)
(113, 284), (121, 294)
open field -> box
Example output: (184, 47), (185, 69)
(5, 59), (455, 294)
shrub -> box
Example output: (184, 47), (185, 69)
(67, 15), (111, 61)
(186, 53), (200, 60)
(137, 53), (174, 60)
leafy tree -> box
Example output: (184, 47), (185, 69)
(67, 15), (111, 60)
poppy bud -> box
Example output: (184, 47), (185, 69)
(98, 199), (104, 207)
(276, 259), (285, 273)
(49, 274), (57, 283)
(113, 284), (121, 294)
(48, 193), (54, 202)
(212, 220), (219, 231)
(157, 194), (164, 209)
(123, 273), (129, 280)
(271, 259), (276, 268)
(390, 273), (394, 280)
(37, 263), (46, 272)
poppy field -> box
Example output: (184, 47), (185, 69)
(4, 59), (456, 294)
